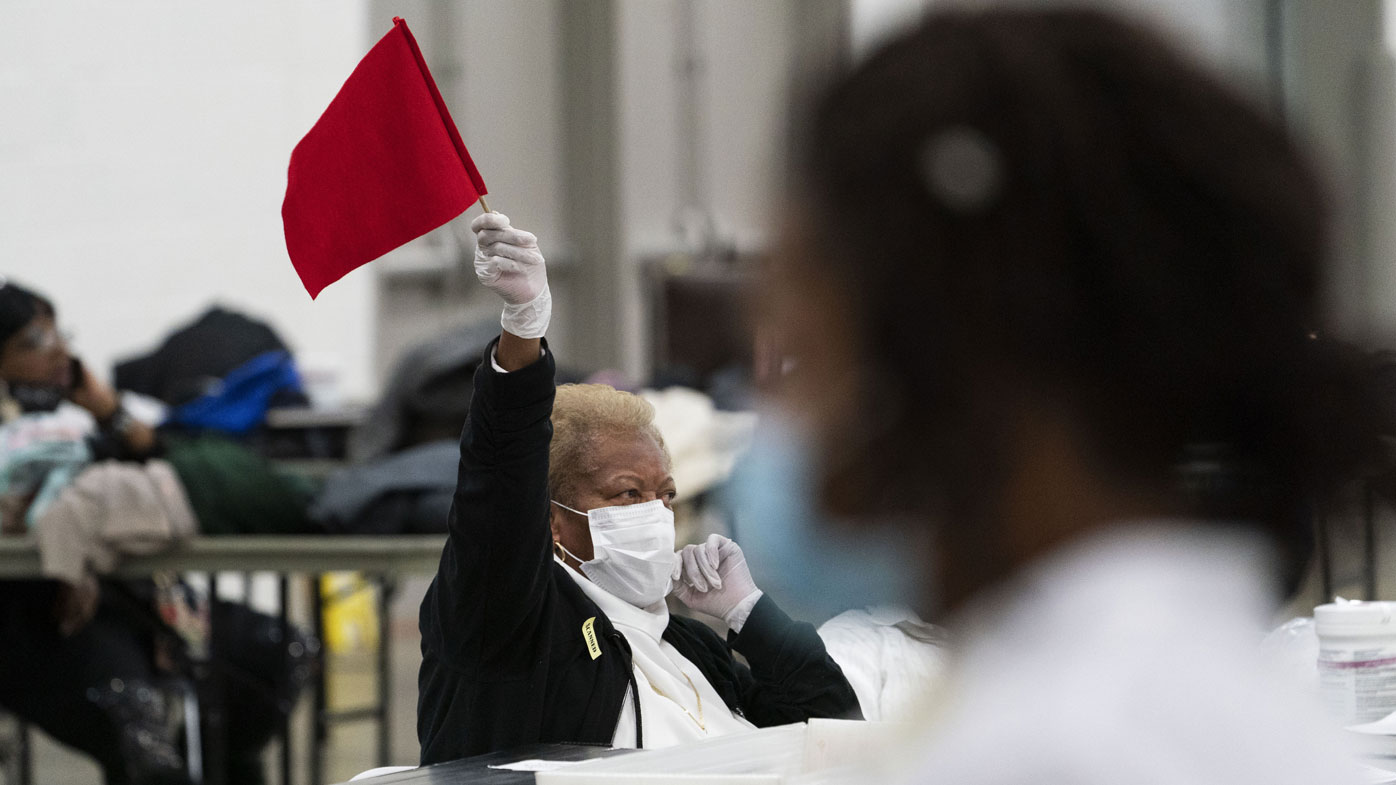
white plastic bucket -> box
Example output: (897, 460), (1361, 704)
(1315, 600), (1396, 724)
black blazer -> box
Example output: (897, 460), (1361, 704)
(417, 340), (860, 764)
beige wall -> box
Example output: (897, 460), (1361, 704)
(0, 1), (377, 400)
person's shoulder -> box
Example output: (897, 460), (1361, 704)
(914, 633), (1353, 785)
(549, 561), (609, 621)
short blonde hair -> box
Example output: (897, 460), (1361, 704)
(550, 384), (670, 502)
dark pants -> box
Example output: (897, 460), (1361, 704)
(0, 580), (310, 785)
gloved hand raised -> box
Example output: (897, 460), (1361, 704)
(472, 211), (551, 338)
(672, 533), (764, 632)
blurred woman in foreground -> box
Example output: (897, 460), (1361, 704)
(768, 8), (1385, 783)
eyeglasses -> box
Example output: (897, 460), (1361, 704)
(13, 324), (70, 353)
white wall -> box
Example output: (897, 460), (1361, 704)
(364, 0), (801, 383)
(1280, 0), (1394, 341)
(4, 0), (1313, 403)
(365, 0), (575, 382)
(614, 0), (796, 379)
(0, 0), (814, 394)
(0, 1), (376, 401)
(616, 0), (794, 258)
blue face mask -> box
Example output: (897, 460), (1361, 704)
(719, 411), (925, 625)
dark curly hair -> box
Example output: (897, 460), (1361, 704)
(791, 8), (1387, 593)
(0, 279), (55, 352)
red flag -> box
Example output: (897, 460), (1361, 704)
(282, 17), (487, 299)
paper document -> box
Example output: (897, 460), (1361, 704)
(1345, 711), (1396, 762)
(1350, 709), (1396, 736)
(488, 759), (583, 772)
(1359, 764), (1396, 784)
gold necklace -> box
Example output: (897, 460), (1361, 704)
(644, 671), (706, 732)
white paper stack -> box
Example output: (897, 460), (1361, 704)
(1348, 710), (1396, 765)
(535, 720), (900, 785)
(1360, 765), (1396, 785)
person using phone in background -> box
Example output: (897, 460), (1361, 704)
(0, 279), (160, 625)
(0, 277), (308, 785)
(0, 284), (156, 453)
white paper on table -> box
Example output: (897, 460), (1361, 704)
(488, 759), (584, 772)
(1358, 763), (1396, 784)
(1349, 709), (1396, 736)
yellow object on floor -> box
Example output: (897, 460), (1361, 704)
(320, 572), (380, 654)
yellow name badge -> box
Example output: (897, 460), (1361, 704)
(582, 617), (602, 660)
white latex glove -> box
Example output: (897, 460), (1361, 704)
(672, 533), (763, 632)
(472, 211), (552, 338)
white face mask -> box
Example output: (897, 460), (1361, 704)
(552, 498), (677, 608)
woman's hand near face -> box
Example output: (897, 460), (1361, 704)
(67, 360), (119, 419)
(673, 533), (763, 630)
(69, 362), (158, 455)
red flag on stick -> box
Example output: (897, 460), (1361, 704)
(282, 17), (488, 298)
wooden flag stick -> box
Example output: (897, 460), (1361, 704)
(479, 195), (493, 214)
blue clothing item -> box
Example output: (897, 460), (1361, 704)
(720, 413), (924, 625)
(166, 350), (303, 435)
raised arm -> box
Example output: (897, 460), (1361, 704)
(476, 210), (550, 371)
(420, 210), (556, 671)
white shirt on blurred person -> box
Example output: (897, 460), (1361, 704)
(894, 523), (1363, 785)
